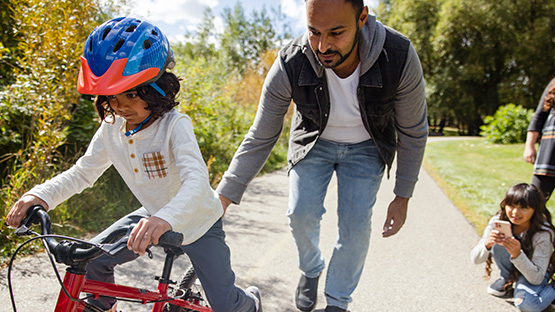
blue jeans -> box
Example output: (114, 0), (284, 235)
(86, 208), (255, 312)
(492, 244), (555, 312)
(287, 139), (385, 309)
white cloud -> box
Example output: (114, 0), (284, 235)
(280, 0), (306, 34)
(106, 0), (380, 43)
(127, 0), (219, 25)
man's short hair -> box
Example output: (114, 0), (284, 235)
(305, 0), (364, 18)
(346, 0), (364, 18)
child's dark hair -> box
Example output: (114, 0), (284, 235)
(485, 183), (555, 280)
(95, 71), (181, 121)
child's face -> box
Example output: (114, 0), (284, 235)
(107, 90), (150, 130)
(505, 204), (534, 228)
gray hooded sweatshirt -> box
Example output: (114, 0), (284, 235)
(217, 15), (428, 204)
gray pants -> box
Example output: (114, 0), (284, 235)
(86, 208), (255, 312)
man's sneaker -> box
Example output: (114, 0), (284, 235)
(487, 278), (511, 297)
(246, 286), (263, 312)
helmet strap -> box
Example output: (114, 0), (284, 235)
(125, 115), (152, 137)
(150, 82), (165, 96)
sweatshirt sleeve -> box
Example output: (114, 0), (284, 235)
(393, 43), (429, 198)
(470, 216), (497, 264)
(25, 124), (112, 209)
(216, 56), (292, 204)
(512, 229), (554, 285)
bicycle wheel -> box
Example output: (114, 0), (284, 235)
(82, 302), (105, 312)
(164, 266), (211, 312)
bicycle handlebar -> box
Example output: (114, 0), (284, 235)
(16, 205), (184, 266)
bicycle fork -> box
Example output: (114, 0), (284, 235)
(55, 266), (88, 312)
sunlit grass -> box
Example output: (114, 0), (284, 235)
(423, 138), (548, 234)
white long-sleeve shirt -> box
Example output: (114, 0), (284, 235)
(470, 215), (554, 285)
(27, 109), (222, 245)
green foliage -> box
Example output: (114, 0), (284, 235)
(174, 49), (289, 187)
(0, 1), (290, 264)
(424, 138), (542, 233)
(220, 4), (279, 74)
(64, 96), (101, 155)
(175, 57), (253, 185)
(0, 1), (20, 85)
(0, 0), (115, 262)
(378, 0), (555, 135)
(480, 104), (533, 144)
(172, 6), (291, 186)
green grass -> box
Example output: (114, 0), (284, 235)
(423, 138), (546, 233)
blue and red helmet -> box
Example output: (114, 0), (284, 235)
(77, 17), (175, 95)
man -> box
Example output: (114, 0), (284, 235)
(217, 0), (428, 311)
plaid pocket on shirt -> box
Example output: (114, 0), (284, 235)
(142, 152), (168, 179)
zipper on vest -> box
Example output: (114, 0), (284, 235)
(315, 85), (328, 133)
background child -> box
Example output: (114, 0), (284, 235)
(5, 17), (262, 312)
(471, 183), (555, 311)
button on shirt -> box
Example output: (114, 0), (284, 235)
(26, 109), (222, 244)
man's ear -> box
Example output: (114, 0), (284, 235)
(359, 6), (369, 28)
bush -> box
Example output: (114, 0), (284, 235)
(480, 104), (533, 144)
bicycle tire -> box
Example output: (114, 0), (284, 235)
(82, 302), (105, 312)
(164, 266), (211, 312)
(177, 265), (198, 290)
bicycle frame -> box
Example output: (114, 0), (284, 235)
(54, 267), (212, 312)
(11, 206), (212, 312)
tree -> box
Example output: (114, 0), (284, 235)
(378, 0), (555, 135)
(376, 0), (444, 131)
(177, 8), (220, 62)
(0, 0), (20, 86)
(220, 3), (278, 74)
(431, 0), (513, 134)
(504, 0), (555, 107)
(0, 0), (114, 257)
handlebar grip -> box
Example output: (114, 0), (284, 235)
(15, 205), (51, 236)
(157, 231), (183, 248)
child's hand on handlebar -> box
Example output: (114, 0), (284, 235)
(6, 195), (49, 228)
(127, 216), (172, 256)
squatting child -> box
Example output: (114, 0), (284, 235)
(471, 183), (555, 311)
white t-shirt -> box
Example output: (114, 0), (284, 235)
(319, 64), (371, 144)
(27, 109), (222, 245)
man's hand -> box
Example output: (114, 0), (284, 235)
(6, 195), (49, 228)
(219, 195), (233, 218)
(382, 196), (409, 238)
(127, 216), (172, 256)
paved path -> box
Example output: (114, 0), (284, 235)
(1, 138), (516, 311)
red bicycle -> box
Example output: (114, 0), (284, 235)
(7, 205), (212, 312)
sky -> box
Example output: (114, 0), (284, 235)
(122, 0), (380, 42)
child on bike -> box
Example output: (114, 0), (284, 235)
(470, 183), (555, 311)
(5, 17), (262, 312)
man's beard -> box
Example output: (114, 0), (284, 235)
(317, 24), (360, 69)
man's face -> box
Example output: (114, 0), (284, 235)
(306, 0), (367, 76)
